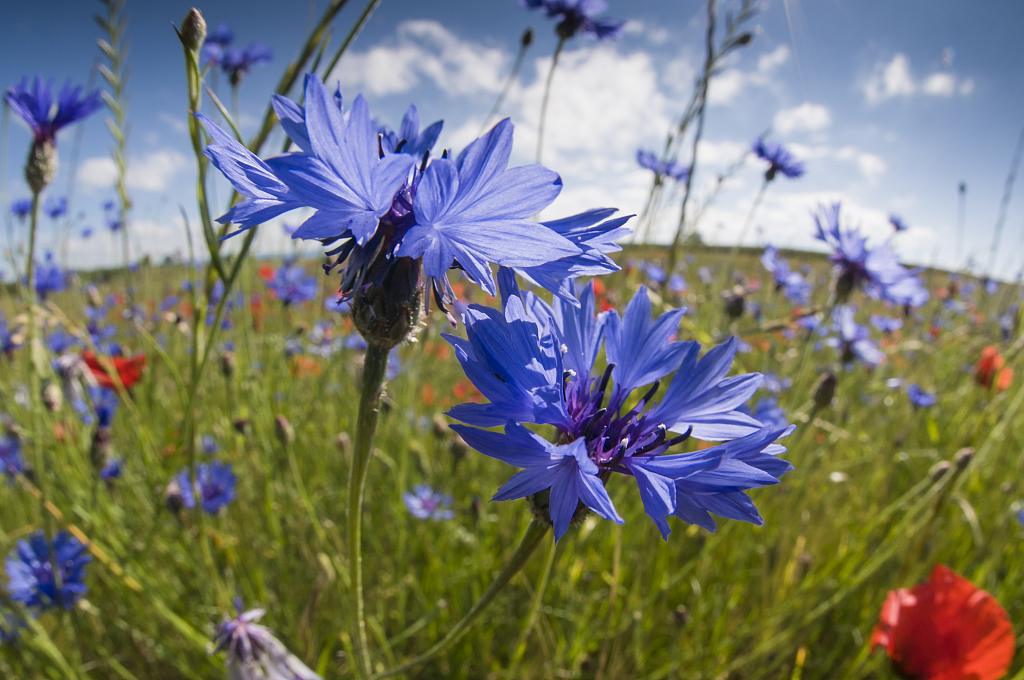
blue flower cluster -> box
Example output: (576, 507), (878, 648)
(447, 272), (792, 540)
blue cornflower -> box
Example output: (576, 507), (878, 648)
(829, 306), (884, 367)
(641, 261), (666, 284)
(202, 74), (624, 312)
(0, 434), (24, 480)
(201, 435), (220, 455)
(46, 328), (78, 355)
(266, 260), (318, 306)
(668, 273), (687, 294)
(175, 461), (237, 515)
(906, 384), (936, 409)
(10, 198), (32, 221)
(212, 602), (322, 680)
(380, 105), (443, 161)
(761, 245), (811, 304)
(33, 252), (67, 299)
(44, 196), (67, 219)
(0, 608), (22, 645)
(80, 226), (94, 239)
(220, 44), (272, 86)
(889, 214), (908, 232)
(448, 274), (792, 540)
(870, 314), (903, 334)
(760, 373), (791, 394)
(404, 485), (454, 521)
(753, 137), (805, 181)
(99, 458), (124, 483)
(745, 397), (789, 430)
(521, 0), (625, 40)
(636, 149), (689, 182)
(5, 77), (102, 145)
(814, 203), (927, 307)
(5, 530), (91, 611)
(200, 23), (234, 66)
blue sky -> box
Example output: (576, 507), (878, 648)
(3, 0), (1024, 278)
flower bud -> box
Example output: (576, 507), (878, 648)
(929, 460), (952, 482)
(41, 382), (62, 412)
(219, 350), (236, 379)
(812, 371), (837, 410)
(351, 258), (421, 349)
(274, 415), (294, 446)
(953, 447), (974, 471)
(164, 478), (185, 514)
(521, 28), (534, 47)
(335, 432), (351, 455)
(26, 140), (57, 194)
(179, 8), (207, 53)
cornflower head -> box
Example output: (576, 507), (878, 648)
(0, 432), (24, 481)
(5, 530), (91, 611)
(906, 384), (936, 409)
(211, 601), (322, 680)
(220, 44), (272, 87)
(761, 245), (811, 304)
(44, 196), (67, 219)
(521, 0), (625, 40)
(33, 251), (67, 300)
(5, 77), (102, 192)
(447, 271), (792, 540)
(743, 397), (789, 430)
(266, 259), (318, 306)
(201, 74), (628, 346)
(752, 136), (805, 181)
(870, 314), (903, 335)
(636, 149), (689, 182)
(829, 306), (884, 367)
(10, 198), (32, 221)
(889, 213), (908, 232)
(404, 485), (454, 521)
(813, 203), (927, 307)
(175, 461), (237, 515)
(379, 105), (443, 159)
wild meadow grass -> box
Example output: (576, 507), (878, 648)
(0, 245), (1020, 679)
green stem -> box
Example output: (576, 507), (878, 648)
(479, 33), (531, 135)
(375, 518), (551, 678)
(731, 176), (768, 262)
(535, 37), (565, 164)
(349, 343), (391, 678)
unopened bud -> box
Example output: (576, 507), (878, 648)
(953, 447), (974, 471)
(929, 460), (952, 482)
(164, 478), (185, 514)
(812, 371), (837, 410)
(232, 417), (251, 436)
(274, 415), (294, 446)
(26, 140), (57, 194)
(335, 432), (351, 455)
(521, 28), (534, 48)
(41, 382), (62, 412)
(219, 350), (236, 378)
(734, 32), (753, 46)
(431, 414), (448, 438)
(179, 8), (207, 52)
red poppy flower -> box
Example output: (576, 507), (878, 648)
(83, 351), (147, 390)
(872, 564), (1014, 680)
(976, 346), (1013, 391)
(258, 264), (275, 282)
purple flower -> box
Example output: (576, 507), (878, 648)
(829, 306), (884, 367)
(753, 137), (805, 181)
(10, 198), (32, 220)
(814, 203), (927, 307)
(33, 252), (68, 300)
(636, 149), (689, 182)
(889, 214), (908, 232)
(266, 260), (318, 306)
(521, 0), (625, 40)
(906, 384), (936, 409)
(220, 44), (272, 85)
(5, 530), (90, 611)
(448, 275), (792, 540)
(403, 485), (454, 521)
(201, 74), (623, 309)
(175, 461), (237, 515)
(870, 314), (903, 334)
(761, 246), (811, 304)
(5, 77), (102, 145)
(745, 397), (789, 430)
(44, 196), (67, 219)
(99, 458), (124, 483)
(212, 602), (321, 680)
(0, 434), (24, 480)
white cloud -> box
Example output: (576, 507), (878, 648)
(332, 20), (507, 97)
(707, 44), (790, 106)
(863, 53), (973, 104)
(773, 102), (831, 134)
(835, 146), (887, 182)
(77, 149), (187, 192)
